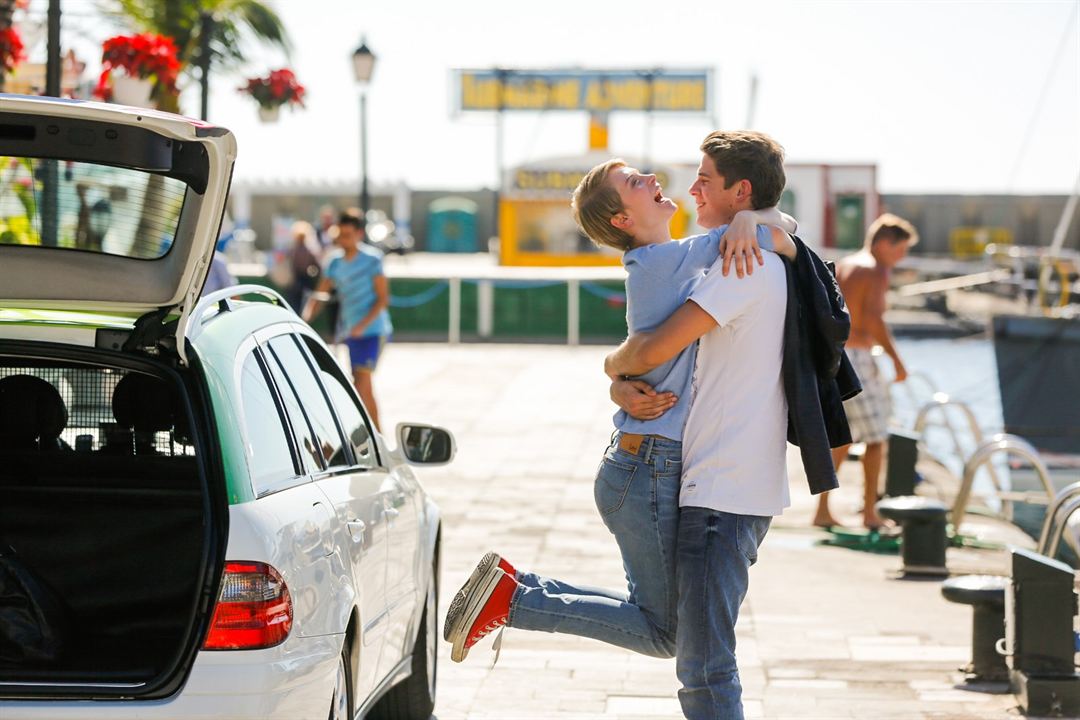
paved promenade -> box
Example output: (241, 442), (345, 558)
(376, 343), (1022, 720)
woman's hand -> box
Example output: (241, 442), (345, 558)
(719, 210), (765, 278)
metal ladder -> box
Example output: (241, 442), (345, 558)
(954, 434), (1057, 530)
(905, 371), (1006, 502)
(904, 373), (1058, 532)
(1038, 480), (1080, 558)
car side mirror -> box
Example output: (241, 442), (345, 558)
(396, 423), (455, 466)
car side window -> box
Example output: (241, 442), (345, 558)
(239, 351), (302, 495)
(260, 343), (323, 473)
(265, 335), (349, 470)
(300, 337), (378, 469)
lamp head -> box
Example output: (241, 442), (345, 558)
(352, 39), (376, 84)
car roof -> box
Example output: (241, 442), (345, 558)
(187, 292), (309, 362)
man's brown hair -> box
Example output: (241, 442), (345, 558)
(571, 159), (634, 252)
(700, 130), (786, 209)
(338, 208), (364, 230)
(865, 213), (919, 248)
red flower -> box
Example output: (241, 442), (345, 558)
(94, 33), (180, 100)
(0, 27), (26, 75)
(239, 68), (306, 110)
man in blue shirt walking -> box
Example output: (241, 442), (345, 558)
(303, 209), (392, 430)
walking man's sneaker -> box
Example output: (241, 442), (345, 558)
(444, 558), (518, 662)
(443, 552), (516, 643)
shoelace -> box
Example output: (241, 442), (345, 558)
(469, 618), (508, 666)
(491, 626), (505, 667)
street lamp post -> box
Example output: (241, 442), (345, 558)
(41, 0), (62, 247)
(198, 11), (215, 121)
(352, 39), (376, 219)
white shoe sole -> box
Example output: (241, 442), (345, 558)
(447, 562), (504, 663)
(443, 551), (501, 642)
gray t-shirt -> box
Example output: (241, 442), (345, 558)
(614, 224), (773, 440)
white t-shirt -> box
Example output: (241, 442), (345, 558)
(680, 253), (790, 517)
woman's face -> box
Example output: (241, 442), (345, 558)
(609, 165), (677, 233)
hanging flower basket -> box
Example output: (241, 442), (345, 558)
(111, 75), (154, 107)
(240, 68), (306, 121)
(0, 26), (26, 76)
(94, 33), (180, 107)
(258, 105), (280, 123)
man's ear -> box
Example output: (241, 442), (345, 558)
(610, 213), (632, 230)
(736, 179), (753, 201)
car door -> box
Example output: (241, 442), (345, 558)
(292, 334), (418, 677)
(233, 344), (340, 637)
(261, 332), (391, 698)
(380, 464), (422, 670)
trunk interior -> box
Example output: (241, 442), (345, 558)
(0, 356), (213, 694)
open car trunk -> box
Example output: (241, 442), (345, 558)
(0, 350), (225, 698)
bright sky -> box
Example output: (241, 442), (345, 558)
(23, 0), (1080, 194)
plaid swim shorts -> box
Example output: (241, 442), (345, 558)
(843, 348), (891, 444)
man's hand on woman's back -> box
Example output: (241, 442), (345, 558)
(609, 379), (676, 421)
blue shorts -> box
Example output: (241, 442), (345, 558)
(344, 335), (388, 371)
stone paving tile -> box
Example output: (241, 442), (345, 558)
(767, 667), (819, 680)
(849, 644), (970, 663)
(605, 696), (684, 716)
(769, 678), (849, 690)
(376, 344), (1022, 720)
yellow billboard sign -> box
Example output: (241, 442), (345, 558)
(457, 69), (710, 113)
(512, 169), (670, 194)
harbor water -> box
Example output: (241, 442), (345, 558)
(892, 337), (1077, 542)
(892, 336), (1004, 474)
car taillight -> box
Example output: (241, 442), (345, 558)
(203, 561), (293, 650)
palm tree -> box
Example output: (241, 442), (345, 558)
(107, 0), (291, 110)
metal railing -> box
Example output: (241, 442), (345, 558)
(913, 392), (1006, 512)
(905, 374), (1078, 559)
(1037, 481), (1080, 558)
(954, 434), (1056, 530)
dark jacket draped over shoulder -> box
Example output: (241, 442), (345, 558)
(782, 236), (862, 495)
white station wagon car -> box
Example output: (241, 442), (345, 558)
(0, 95), (449, 719)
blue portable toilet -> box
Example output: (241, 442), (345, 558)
(427, 196), (478, 253)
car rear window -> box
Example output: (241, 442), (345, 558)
(0, 363), (194, 456)
(0, 157), (186, 259)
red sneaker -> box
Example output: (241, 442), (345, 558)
(443, 552), (515, 643)
(445, 567), (518, 663)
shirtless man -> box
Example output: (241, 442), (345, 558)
(813, 213), (918, 529)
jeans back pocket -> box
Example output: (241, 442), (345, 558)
(594, 456), (638, 517)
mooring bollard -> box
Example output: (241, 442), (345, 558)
(884, 430), (921, 498)
(940, 574), (1009, 683)
(1005, 548), (1080, 717)
(876, 496), (949, 576)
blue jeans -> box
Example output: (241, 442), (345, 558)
(507, 433), (681, 658)
(676, 507), (772, 720)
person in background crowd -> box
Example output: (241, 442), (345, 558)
(284, 220), (322, 313)
(315, 204), (337, 248)
(200, 248), (236, 297)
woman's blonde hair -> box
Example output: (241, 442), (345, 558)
(571, 159), (634, 251)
